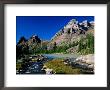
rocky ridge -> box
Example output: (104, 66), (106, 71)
(47, 19), (94, 50)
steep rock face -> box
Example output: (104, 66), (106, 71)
(16, 35), (42, 57)
(48, 19), (94, 49)
(17, 18), (94, 54)
(28, 35), (41, 46)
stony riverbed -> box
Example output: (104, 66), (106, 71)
(16, 54), (94, 74)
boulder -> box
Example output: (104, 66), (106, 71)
(76, 54), (94, 64)
(75, 54), (94, 70)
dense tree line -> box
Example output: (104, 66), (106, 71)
(78, 33), (94, 54)
(16, 37), (29, 59)
(16, 33), (94, 59)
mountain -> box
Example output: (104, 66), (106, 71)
(51, 19), (94, 44)
(47, 19), (94, 51)
(16, 18), (94, 75)
(17, 19), (94, 56)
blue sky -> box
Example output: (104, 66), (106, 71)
(16, 16), (94, 43)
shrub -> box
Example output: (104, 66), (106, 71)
(78, 33), (94, 55)
(44, 59), (82, 74)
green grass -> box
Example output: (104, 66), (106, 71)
(16, 63), (22, 70)
(44, 59), (82, 74)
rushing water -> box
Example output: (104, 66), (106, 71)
(17, 54), (79, 74)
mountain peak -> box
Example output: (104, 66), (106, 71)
(50, 19), (94, 45)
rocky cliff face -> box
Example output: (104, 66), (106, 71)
(16, 35), (42, 58)
(27, 35), (41, 45)
(17, 18), (94, 55)
(47, 19), (94, 50)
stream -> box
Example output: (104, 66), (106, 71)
(16, 54), (79, 74)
